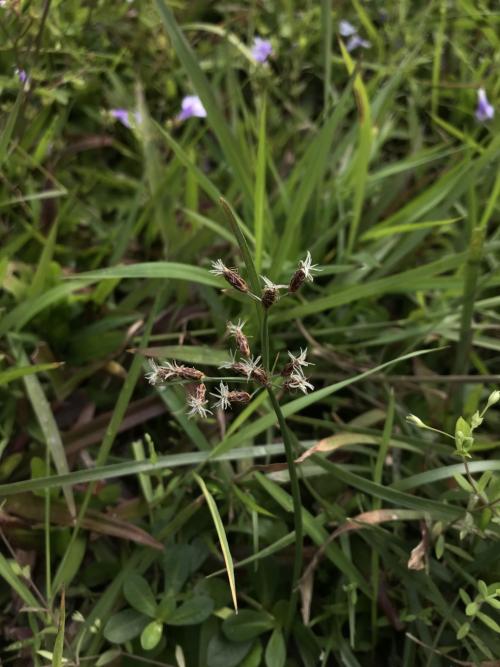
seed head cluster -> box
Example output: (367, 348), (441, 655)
(145, 251), (320, 418)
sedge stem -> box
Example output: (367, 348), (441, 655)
(261, 309), (302, 638)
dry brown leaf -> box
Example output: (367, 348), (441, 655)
(295, 433), (378, 464)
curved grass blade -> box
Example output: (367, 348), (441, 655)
(13, 343), (74, 517)
(153, 0), (252, 204)
(193, 473), (238, 611)
(68, 262), (222, 287)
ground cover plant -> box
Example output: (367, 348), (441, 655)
(0, 0), (500, 665)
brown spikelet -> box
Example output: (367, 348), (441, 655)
(262, 287), (278, 309)
(223, 268), (249, 293)
(196, 383), (207, 401)
(232, 362), (250, 378)
(251, 368), (269, 386)
(281, 362), (294, 377)
(227, 391), (251, 403)
(235, 332), (251, 357)
(177, 366), (205, 381)
(289, 268), (306, 293)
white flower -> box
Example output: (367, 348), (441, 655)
(261, 276), (287, 290)
(186, 394), (212, 419)
(299, 251), (322, 282)
(218, 349), (238, 370)
(145, 359), (161, 385)
(226, 319), (246, 337)
(287, 368), (314, 394)
(239, 355), (263, 380)
(209, 259), (227, 276)
(210, 382), (232, 410)
(288, 348), (314, 368)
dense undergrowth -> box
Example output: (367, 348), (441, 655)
(1, 0), (500, 665)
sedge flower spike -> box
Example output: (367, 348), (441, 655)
(186, 392), (212, 419)
(261, 275), (287, 309)
(475, 89), (494, 122)
(285, 368), (314, 394)
(210, 382), (232, 411)
(251, 37), (273, 63)
(210, 259), (249, 293)
(226, 319), (250, 357)
(177, 95), (207, 121)
(289, 251), (321, 292)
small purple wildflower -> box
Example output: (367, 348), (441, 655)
(177, 95), (207, 121)
(110, 108), (141, 128)
(339, 20), (357, 37)
(475, 88), (494, 122)
(251, 37), (273, 64)
(15, 68), (28, 84)
(346, 34), (372, 52)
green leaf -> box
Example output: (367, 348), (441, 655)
(194, 473), (238, 611)
(240, 641), (263, 667)
(52, 591), (65, 667)
(476, 610), (500, 633)
(69, 262), (221, 287)
(0, 553), (39, 610)
(95, 649), (122, 666)
(52, 536), (86, 594)
(219, 197), (261, 298)
(140, 621), (163, 651)
(0, 362), (63, 387)
(265, 630), (286, 667)
(478, 580), (489, 599)
(466, 602), (479, 617)
(223, 610), (275, 642)
(123, 574), (157, 618)
(456, 622), (470, 640)
(167, 595), (213, 626)
(207, 633), (253, 667)
(13, 343), (75, 516)
(103, 609), (148, 644)
(455, 416), (473, 454)
(154, 0), (252, 204)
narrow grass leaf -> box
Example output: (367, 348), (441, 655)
(14, 344), (74, 517)
(154, 0), (253, 203)
(194, 473), (238, 611)
(52, 591), (65, 667)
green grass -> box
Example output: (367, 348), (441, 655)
(1, 1), (500, 665)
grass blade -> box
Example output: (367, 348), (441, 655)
(13, 343), (75, 517)
(154, 0), (253, 204)
(193, 473), (238, 611)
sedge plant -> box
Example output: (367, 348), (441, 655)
(144, 198), (321, 637)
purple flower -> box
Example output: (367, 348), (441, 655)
(251, 37), (273, 64)
(177, 95), (207, 121)
(339, 20), (357, 37)
(110, 108), (141, 128)
(346, 35), (372, 52)
(475, 88), (494, 122)
(15, 68), (28, 84)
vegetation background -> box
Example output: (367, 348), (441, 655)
(0, 0), (499, 665)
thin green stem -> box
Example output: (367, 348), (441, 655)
(261, 310), (269, 370)
(267, 388), (303, 637)
(44, 440), (52, 608)
(261, 310), (302, 637)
